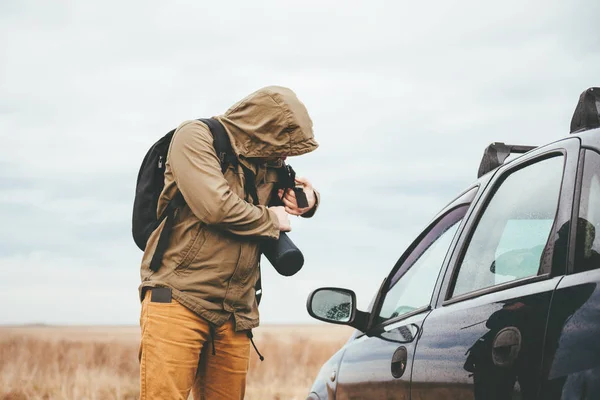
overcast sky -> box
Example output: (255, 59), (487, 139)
(0, 0), (598, 325)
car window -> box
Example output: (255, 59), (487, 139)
(493, 219), (555, 285)
(575, 150), (600, 273)
(452, 156), (564, 298)
(377, 206), (467, 322)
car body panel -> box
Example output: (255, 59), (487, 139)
(307, 127), (600, 400)
(411, 276), (564, 399)
(308, 346), (347, 400)
(540, 269), (600, 399)
(335, 312), (426, 400)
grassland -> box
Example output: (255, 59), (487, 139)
(0, 325), (352, 400)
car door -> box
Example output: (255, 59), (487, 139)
(540, 147), (600, 399)
(334, 188), (477, 400)
(410, 138), (580, 400)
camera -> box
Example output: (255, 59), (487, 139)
(262, 163), (307, 277)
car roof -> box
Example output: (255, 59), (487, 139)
(574, 127), (600, 149)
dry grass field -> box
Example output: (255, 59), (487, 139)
(0, 324), (352, 400)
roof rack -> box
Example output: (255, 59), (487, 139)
(570, 87), (600, 134)
(477, 142), (537, 178)
(476, 87), (597, 178)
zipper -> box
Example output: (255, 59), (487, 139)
(158, 156), (164, 169)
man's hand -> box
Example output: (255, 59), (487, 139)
(278, 177), (316, 216)
(269, 206), (292, 232)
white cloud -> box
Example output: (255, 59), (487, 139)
(0, 0), (598, 324)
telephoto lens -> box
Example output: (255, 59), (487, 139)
(262, 232), (304, 276)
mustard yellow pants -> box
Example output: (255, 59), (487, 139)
(139, 289), (250, 400)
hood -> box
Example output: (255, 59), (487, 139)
(216, 86), (318, 159)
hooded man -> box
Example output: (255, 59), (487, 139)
(138, 86), (320, 399)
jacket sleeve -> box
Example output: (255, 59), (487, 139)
(168, 120), (280, 239)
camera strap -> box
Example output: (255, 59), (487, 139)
(240, 163), (263, 306)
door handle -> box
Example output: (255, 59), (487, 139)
(391, 346), (408, 378)
(492, 326), (522, 367)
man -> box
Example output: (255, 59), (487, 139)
(138, 86), (320, 399)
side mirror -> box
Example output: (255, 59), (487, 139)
(306, 287), (369, 331)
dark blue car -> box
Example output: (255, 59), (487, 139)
(306, 88), (600, 400)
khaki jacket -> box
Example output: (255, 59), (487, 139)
(139, 86), (319, 331)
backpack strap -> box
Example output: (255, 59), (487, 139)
(238, 163), (263, 303)
(200, 118), (238, 172)
(240, 164), (259, 206)
(149, 191), (185, 272)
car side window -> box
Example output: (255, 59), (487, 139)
(452, 156), (564, 298)
(377, 205), (468, 322)
(575, 150), (600, 273)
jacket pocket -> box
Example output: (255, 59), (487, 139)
(233, 242), (261, 284)
(173, 225), (209, 275)
(154, 204), (199, 269)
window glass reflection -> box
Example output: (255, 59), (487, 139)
(453, 156), (564, 297)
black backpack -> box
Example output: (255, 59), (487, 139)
(132, 118), (237, 272)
